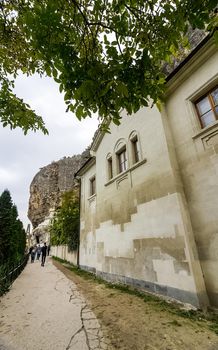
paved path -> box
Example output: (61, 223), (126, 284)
(0, 258), (108, 350)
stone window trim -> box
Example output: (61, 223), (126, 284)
(117, 146), (128, 174)
(114, 138), (126, 153)
(195, 85), (218, 129)
(106, 153), (113, 181)
(88, 193), (96, 203)
(114, 138), (128, 175)
(186, 74), (218, 135)
(192, 119), (218, 140)
(105, 158), (147, 187)
(129, 130), (141, 165)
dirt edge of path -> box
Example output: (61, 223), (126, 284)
(53, 258), (218, 350)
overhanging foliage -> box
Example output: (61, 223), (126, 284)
(0, 0), (217, 133)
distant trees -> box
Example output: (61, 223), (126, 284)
(0, 189), (26, 266)
(49, 189), (79, 252)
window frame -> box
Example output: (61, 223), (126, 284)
(131, 135), (140, 164)
(117, 146), (128, 174)
(89, 175), (96, 196)
(107, 156), (113, 180)
(195, 86), (218, 129)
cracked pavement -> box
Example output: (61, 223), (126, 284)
(0, 258), (109, 350)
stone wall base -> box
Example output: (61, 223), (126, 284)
(80, 264), (204, 308)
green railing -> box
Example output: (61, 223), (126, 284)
(0, 254), (29, 296)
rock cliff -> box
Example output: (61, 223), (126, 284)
(28, 149), (90, 230)
(162, 28), (207, 76)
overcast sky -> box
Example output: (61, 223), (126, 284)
(0, 75), (99, 230)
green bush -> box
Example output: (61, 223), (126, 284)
(50, 189), (79, 251)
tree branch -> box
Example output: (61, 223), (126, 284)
(70, 0), (123, 36)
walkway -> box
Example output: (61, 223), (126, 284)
(0, 258), (108, 350)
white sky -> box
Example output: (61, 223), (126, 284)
(0, 75), (99, 230)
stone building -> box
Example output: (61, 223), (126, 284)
(76, 34), (218, 308)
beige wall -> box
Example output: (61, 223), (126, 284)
(79, 38), (217, 308)
(79, 103), (208, 307)
(80, 163), (97, 267)
(166, 42), (218, 306)
(52, 245), (78, 265)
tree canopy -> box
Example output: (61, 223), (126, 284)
(0, 189), (26, 265)
(0, 0), (217, 133)
(49, 189), (79, 251)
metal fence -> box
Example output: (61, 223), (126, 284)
(0, 254), (29, 296)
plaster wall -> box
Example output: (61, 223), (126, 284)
(165, 45), (218, 306)
(80, 164), (98, 268)
(79, 104), (207, 307)
(52, 245), (77, 265)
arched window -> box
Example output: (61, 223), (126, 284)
(106, 153), (113, 180)
(89, 175), (96, 196)
(114, 139), (128, 174)
(129, 131), (140, 164)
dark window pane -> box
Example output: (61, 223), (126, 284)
(108, 158), (113, 179)
(132, 138), (139, 163)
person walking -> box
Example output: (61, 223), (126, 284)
(41, 242), (47, 267)
(47, 244), (50, 256)
(29, 246), (33, 255)
(30, 246), (36, 263)
(36, 244), (41, 260)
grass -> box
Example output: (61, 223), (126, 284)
(52, 256), (218, 335)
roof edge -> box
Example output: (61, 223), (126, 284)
(166, 32), (213, 82)
(74, 157), (96, 177)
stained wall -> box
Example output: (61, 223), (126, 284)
(79, 38), (217, 308)
(165, 41), (218, 306)
(79, 104), (208, 307)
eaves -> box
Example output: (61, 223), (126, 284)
(74, 157), (96, 177)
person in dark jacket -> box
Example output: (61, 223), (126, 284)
(47, 244), (50, 256)
(41, 243), (47, 267)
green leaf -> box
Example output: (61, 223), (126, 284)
(64, 91), (72, 101)
(76, 105), (84, 120)
(156, 99), (162, 112)
(116, 82), (129, 97)
(112, 117), (121, 126)
(99, 81), (114, 96)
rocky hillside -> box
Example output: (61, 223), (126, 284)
(28, 149), (90, 229)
